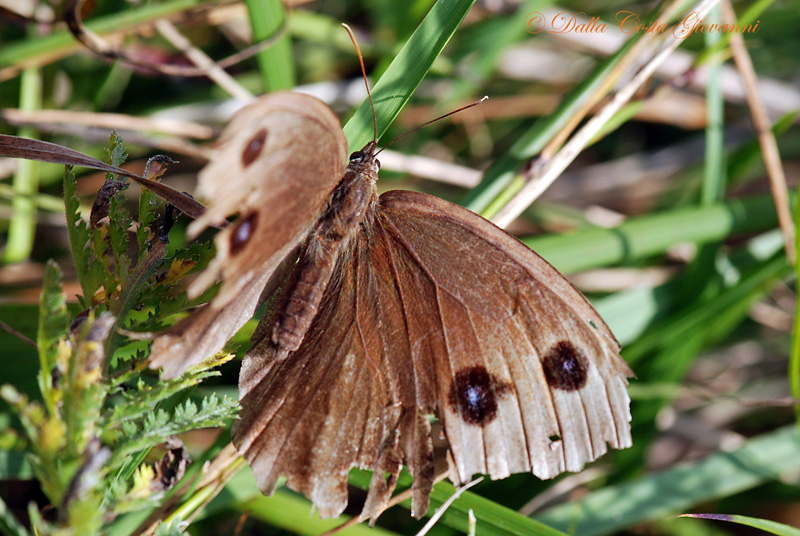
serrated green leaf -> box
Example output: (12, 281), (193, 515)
(105, 368), (221, 429)
(107, 132), (128, 169)
(111, 395), (238, 466)
(37, 261), (69, 414)
(64, 165), (95, 299)
(107, 187), (132, 287)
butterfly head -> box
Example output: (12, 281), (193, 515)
(348, 141), (380, 178)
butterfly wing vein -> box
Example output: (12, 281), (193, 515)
(233, 189), (632, 520)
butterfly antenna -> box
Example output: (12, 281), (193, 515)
(376, 96), (488, 155)
(342, 23), (378, 144)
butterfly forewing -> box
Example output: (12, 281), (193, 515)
(150, 93), (347, 379)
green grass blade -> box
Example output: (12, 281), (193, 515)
(595, 229), (785, 346)
(3, 66), (42, 263)
(0, 451), (33, 480)
(792, 175), (800, 433)
(624, 251), (790, 365)
(0, 493), (31, 536)
(343, 0), (477, 152)
(694, 0), (776, 66)
(461, 14), (646, 214)
(203, 465), (567, 535)
(536, 426), (800, 536)
(246, 0), (295, 91)
(196, 469), (394, 536)
(344, 470), (569, 536)
(525, 192), (785, 275)
(0, 184), (64, 213)
(680, 514), (800, 536)
(422, 480), (569, 536)
(241, 492), (397, 536)
(702, 5), (726, 207)
(681, 5), (727, 297)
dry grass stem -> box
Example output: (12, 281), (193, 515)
(415, 477), (483, 536)
(491, 0), (720, 229)
(154, 19), (254, 103)
(378, 149), (481, 188)
(0, 108), (215, 139)
(722, 0), (795, 262)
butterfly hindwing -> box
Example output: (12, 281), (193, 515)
(234, 239), (411, 520)
(377, 190), (632, 482)
(232, 186), (632, 519)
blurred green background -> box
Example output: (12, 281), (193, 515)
(2, 0), (800, 534)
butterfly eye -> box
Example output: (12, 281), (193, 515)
(375, 159), (381, 170)
(230, 212), (258, 254)
(349, 151), (368, 164)
(242, 129), (268, 168)
(542, 341), (589, 391)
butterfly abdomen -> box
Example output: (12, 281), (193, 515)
(271, 234), (339, 351)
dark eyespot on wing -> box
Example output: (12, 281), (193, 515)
(230, 212), (257, 254)
(542, 341), (589, 391)
(242, 128), (268, 168)
(447, 366), (511, 426)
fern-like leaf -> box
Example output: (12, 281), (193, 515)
(112, 395), (238, 465)
(37, 261), (69, 414)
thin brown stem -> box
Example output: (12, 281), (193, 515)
(722, 0), (795, 263)
(64, 0), (285, 79)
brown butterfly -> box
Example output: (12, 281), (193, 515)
(148, 90), (633, 521)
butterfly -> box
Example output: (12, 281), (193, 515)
(148, 90), (633, 521)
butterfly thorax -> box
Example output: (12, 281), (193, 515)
(317, 143), (380, 239)
(270, 143), (380, 352)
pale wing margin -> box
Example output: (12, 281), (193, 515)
(376, 189), (633, 484)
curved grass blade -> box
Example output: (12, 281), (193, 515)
(343, 0), (476, 152)
(246, 0), (294, 91)
(678, 514), (800, 536)
(536, 426), (800, 536)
